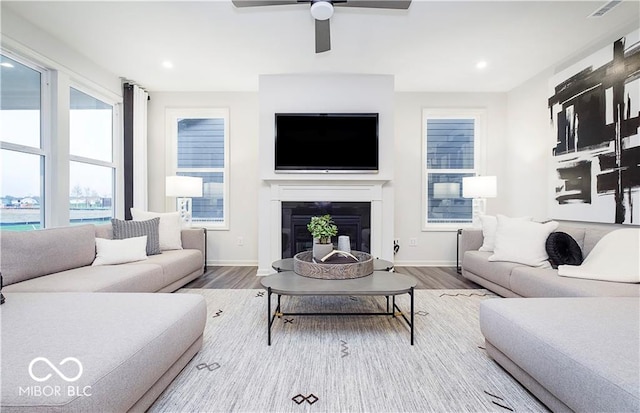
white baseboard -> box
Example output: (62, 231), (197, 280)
(206, 260), (258, 267)
(393, 260), (456, 267)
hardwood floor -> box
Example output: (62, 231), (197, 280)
(184, 266), (480, 290)
(395, 266), (480, 289)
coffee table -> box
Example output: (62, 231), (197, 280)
(272, 257), (395, 272)
(261, 271), (417, 345)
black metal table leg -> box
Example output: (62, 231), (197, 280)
(410, 287), (414, 345)
(392, 295), (396, 317)
(386, 295), (389, 313)
(267, 287), (272, 346)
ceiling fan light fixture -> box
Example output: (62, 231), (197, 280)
(310, 1), (333, 20)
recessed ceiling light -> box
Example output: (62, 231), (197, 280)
(0, 62), (14, 68)
(162, 61), (173, 69)
(476, 61), (488, 70)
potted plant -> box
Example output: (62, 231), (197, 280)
(307, 214), (338, 260)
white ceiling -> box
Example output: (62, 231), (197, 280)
(3, 0), (639, 92)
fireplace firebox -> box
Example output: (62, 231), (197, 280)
(281, 202), (371, 258)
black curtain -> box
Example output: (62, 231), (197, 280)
(122, 83), (134, 219)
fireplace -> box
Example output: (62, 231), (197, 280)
(282, 202), (371, 258)
(257, 181), (392, 276)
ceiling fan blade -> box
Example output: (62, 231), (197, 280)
(334, 0), (411, 9)
(231, 0), (304, 7)
(315, 19), (331, 53)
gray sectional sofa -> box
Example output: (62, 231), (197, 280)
(480, 297), (639, 413)
(1, 223), (205, 293)
(0, 223), (208, 412)
(461, 223), (640, 412)
(460, 224), (640, 297)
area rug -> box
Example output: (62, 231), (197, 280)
(149, 289), (547, 413)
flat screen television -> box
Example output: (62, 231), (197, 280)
(275, 113), (379, 173)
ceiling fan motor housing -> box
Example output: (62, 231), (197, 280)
(310, 0), (334, 20)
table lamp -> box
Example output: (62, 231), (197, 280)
(166, 176), (203, 227)
(462, 176), (497, 226)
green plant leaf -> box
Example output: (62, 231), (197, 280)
(307, 214), (338, 242)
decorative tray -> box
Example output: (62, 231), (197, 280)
(293, 251), (374, 280)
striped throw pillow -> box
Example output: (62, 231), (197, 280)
(111, 218), (161, 256)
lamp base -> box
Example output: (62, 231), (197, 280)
(177, 197), (193, 227)
(471, 198), (487, 227)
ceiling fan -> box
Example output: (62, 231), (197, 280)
(231, 0), (411, 53)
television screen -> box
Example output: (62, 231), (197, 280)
(275, 113), (379, 172)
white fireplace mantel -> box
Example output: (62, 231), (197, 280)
(257, 179), (394, 276)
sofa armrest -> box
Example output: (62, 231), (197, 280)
(460, 229), (483, 254)
(181, 228), (205, 252)
(182, 228), (206, 272)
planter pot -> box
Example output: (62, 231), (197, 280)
(312, 241), (334, 261)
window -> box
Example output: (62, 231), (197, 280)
(167, 109), (229, 229)
(0, 54), (47, 231)
(69, 87), (116, 225)
(423, 109), (484, 229)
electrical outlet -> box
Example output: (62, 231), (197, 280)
(237, 236), (244, 246)
(409, 238), (418, 247)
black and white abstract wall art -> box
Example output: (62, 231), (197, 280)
(548, 29), (640, 225)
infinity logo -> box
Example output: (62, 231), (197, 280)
(28, 357), (83, 383)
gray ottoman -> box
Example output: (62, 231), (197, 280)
(1, 292), (206, 412)
(480, 297), (640, 413)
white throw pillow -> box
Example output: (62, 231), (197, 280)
(488, 215), (558, 268)
(478, 215), (532, 252)
(558, 229), (640, 283)
(130, 208), (183, 251)
(93, 236), (148, 266)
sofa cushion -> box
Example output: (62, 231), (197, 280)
(1, 292), (206, 412)
(94, 223), (113, 239)
(489, 216), (559, 268)
(554, 225), (586, 252)
(136, 249), (204, 287)
(510, 266), (640, 297)
(92, 236), (148, 266)
(0, 225), (96, 286)
(583, 227), (615, 257)
(130, 209), (183, 251)
(478, 215), (532, 252)
(2, 264), (165, 293)
(558, 228), (640, 283)
(480, 297), (640, 413)
(545, 231), (583, 269)
(463, 250), (524, 290)
(112, 217), (161, 255)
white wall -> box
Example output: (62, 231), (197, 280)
(393, 92), (509, 266)
(147, 92), (260, 266)
(505, 69), (553, 221)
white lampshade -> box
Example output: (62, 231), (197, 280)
(462, 176), (497, 199)
(165, 176), (203, 198)
(310, 1), (334, 20)
(433, 182), (460, 199)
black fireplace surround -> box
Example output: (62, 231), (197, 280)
(281, 202), (371, 258)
